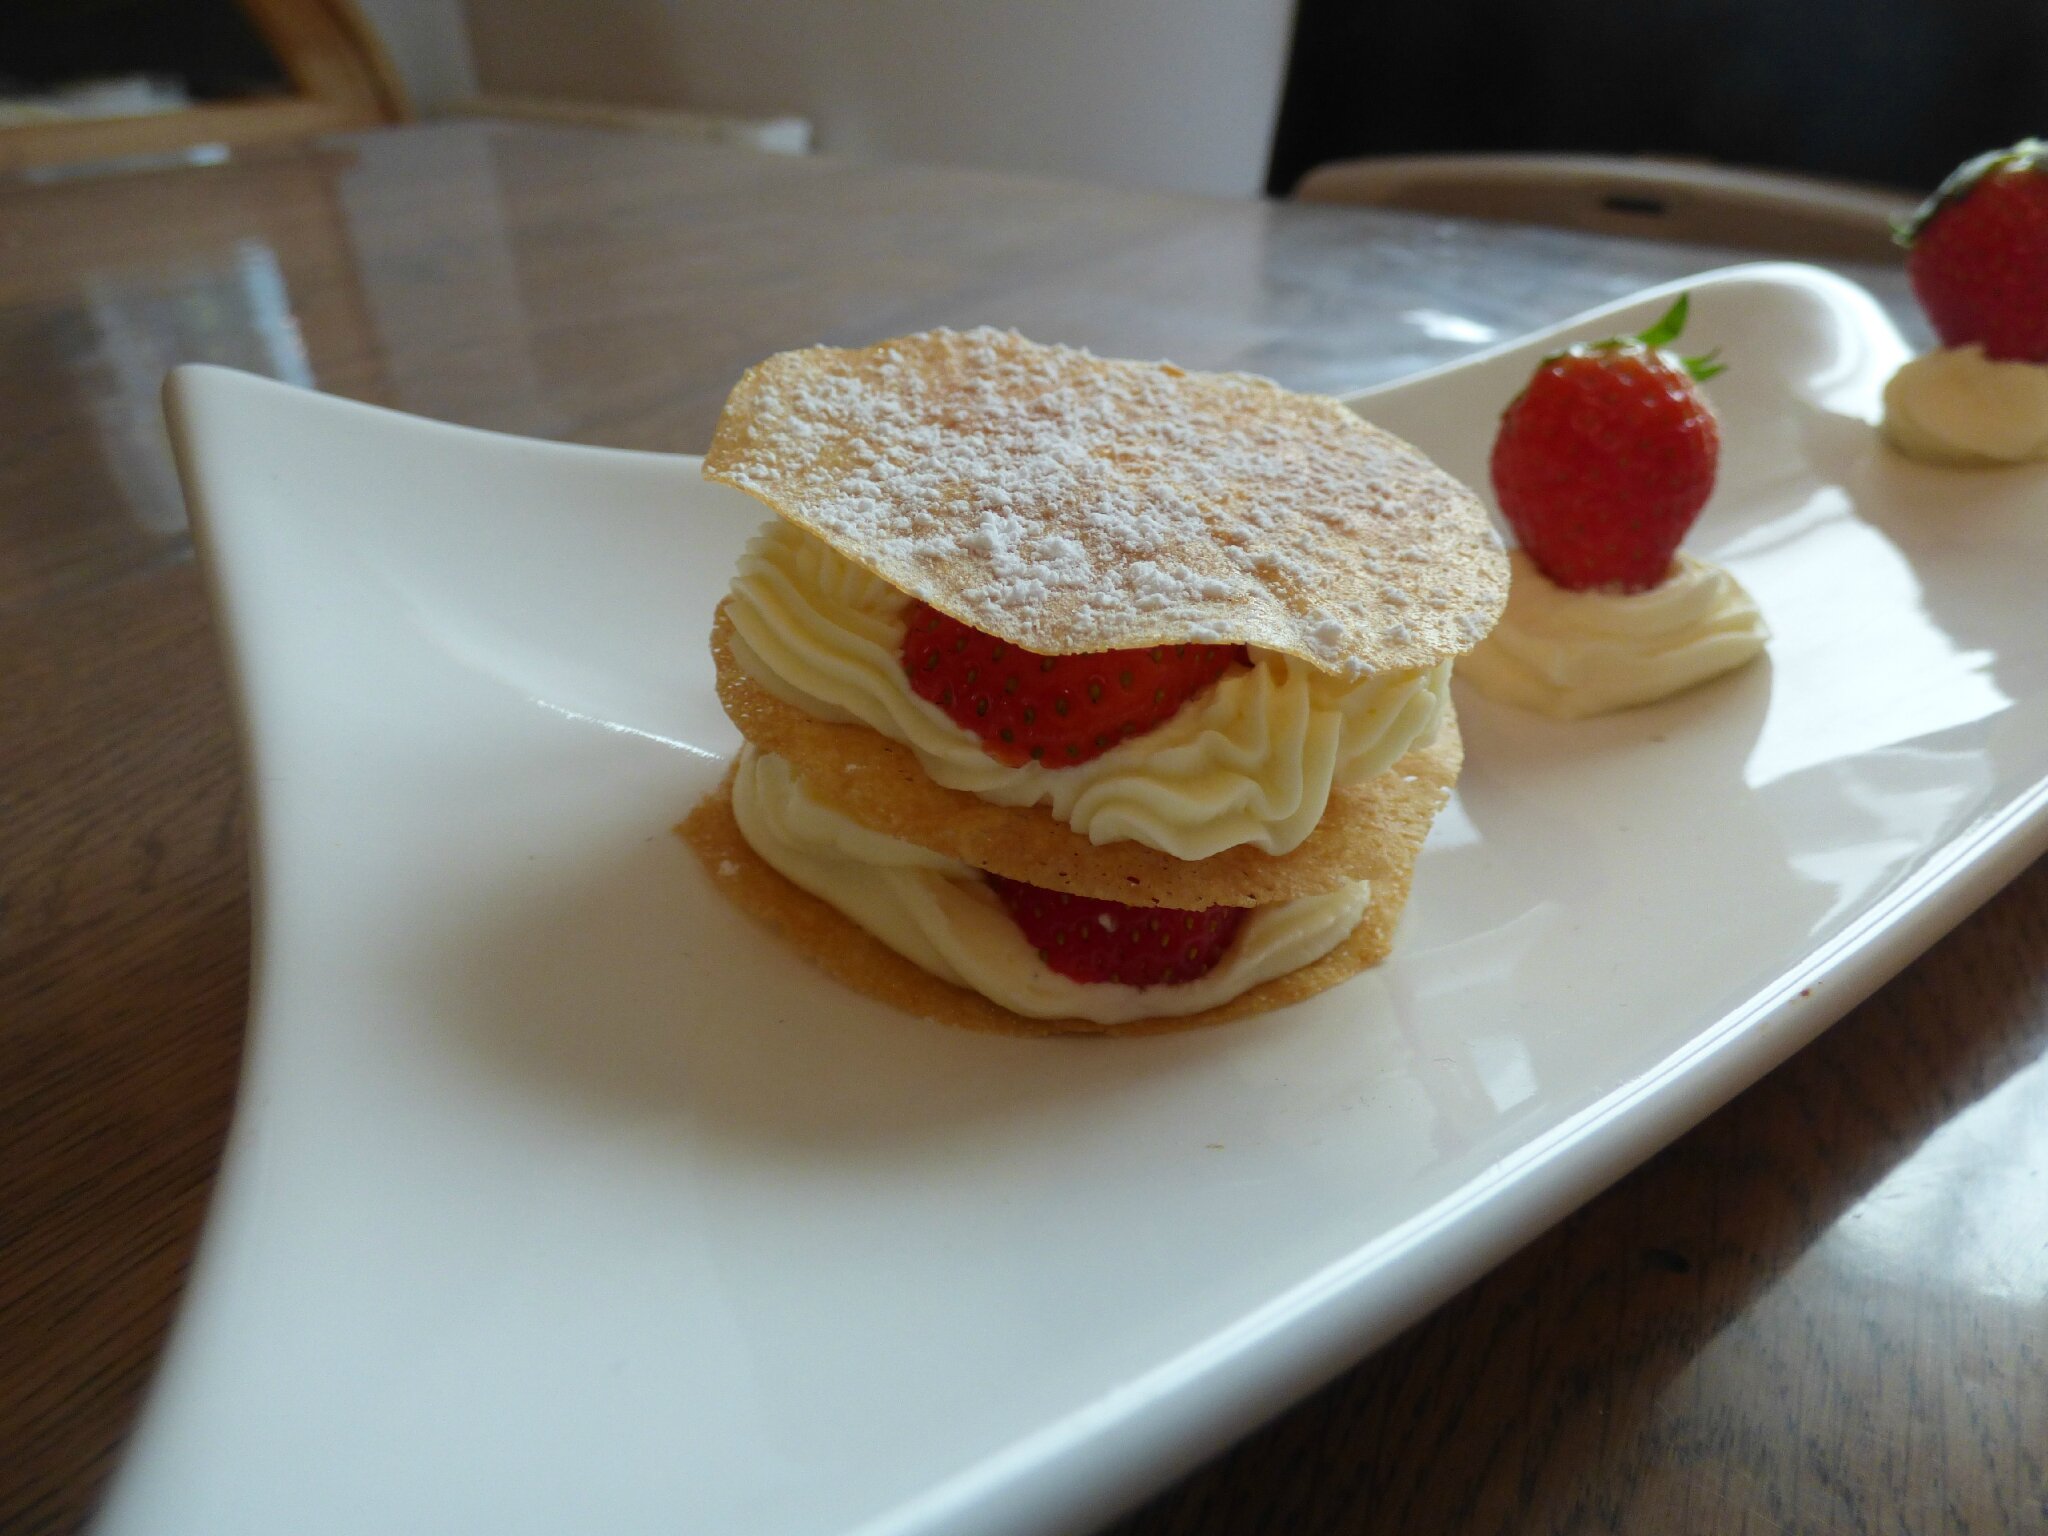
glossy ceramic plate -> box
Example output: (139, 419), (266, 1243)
(106, 264), (2047, 1536)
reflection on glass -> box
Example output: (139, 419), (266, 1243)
(1831, 1049), (2048, 1304)
(84, 239), (313, 537)
(335, 130), (549, 433)
(1401, 308), (1499, 345)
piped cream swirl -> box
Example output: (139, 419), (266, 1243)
(1458, 550), (1766, 719)
(731, 746), (1369, 1025)
(725, 518), (1447, 859)
(1882, 346), (2048, 467)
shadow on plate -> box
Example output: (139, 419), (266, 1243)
(418, 799), (1305, 1159)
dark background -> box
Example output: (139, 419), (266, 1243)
(1268, 0), (2048, 195)
(2, 0), (284, 100)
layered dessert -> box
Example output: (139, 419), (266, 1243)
(1460, 294), (1767, 719)
(1884, 139), (2048, 468)
(681, 328), (1508, 1035)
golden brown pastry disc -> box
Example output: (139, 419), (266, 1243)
(679, 768), (1428, 1038)
(703, 328), (1506, 678)
(711, 605), (1461, 908)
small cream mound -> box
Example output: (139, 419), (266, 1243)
(728, 746), (1370, 1027)
(724, 518), (1449, 859)
(1458, 550), (1767, 719)
(703, 326), (1507, 679)
(1882, 346), (2048, 467)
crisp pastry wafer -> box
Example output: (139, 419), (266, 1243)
(705, 327), (1506, 676)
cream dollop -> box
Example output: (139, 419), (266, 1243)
(724, 518), (1448, 859)
(1882, 346), (2048, 466)
(730, 746), (1370, 1025)
(1457, 550), (1766, 719)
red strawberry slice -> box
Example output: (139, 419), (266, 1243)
(1900, 139), (2048, 363)
(901, 602), (1244, 767)
(1489, 293), (1722, 595)
(987, 876), (1248, 988)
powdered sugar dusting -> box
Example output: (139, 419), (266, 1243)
(705, 328), (1507, 675)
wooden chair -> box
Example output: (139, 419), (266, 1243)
(1295, 153), (1913, 263)
(0, 0), (406, 175)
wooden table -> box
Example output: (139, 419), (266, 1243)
(3, 122), (2042, 1536)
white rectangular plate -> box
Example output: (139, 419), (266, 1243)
(104, 263), (2048, 1536)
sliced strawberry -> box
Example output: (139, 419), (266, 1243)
(901, 602), (1244, 767)
(987, 876), (1247, 988)
(1489, 293), (1722, 594)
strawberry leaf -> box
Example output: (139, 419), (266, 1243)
(1532, 290), (1725, 386)
(1681, 348), (1726, 383)
(1633, 293), (1692, 350)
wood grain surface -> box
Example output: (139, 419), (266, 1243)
(1, 122), (2041, 1536)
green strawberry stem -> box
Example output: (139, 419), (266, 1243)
(1509, 291), (1725, 418)
(1594, 293), (1725, 382)
(1895, 137), (2048, 245)
(1634, 293), (1692, 348)
(1634, 294), (1725, 381)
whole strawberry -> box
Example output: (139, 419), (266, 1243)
(1489, 294), (1722, 594)
(987, 876), (1247, 988)
(902, 603), (1243, 767)
(1900, 139), (2048, 363)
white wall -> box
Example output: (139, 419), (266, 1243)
(461, 0), (1295, 197)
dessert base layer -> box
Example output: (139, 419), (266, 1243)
(680, 766), (1430, 1038)
(711, 607), (1463, 908)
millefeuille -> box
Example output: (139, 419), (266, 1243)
(681, 327), (1507, 1035)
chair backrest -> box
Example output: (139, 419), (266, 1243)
(1295, 153), (1914, 263)
(0, 0), (406, 175)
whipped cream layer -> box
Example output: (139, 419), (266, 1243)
(1882, 346), (2048, 467)
(1458, 550), (1766, 719)
(725, 518), (1448, 859)
(731, 746), (1370, 1026)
